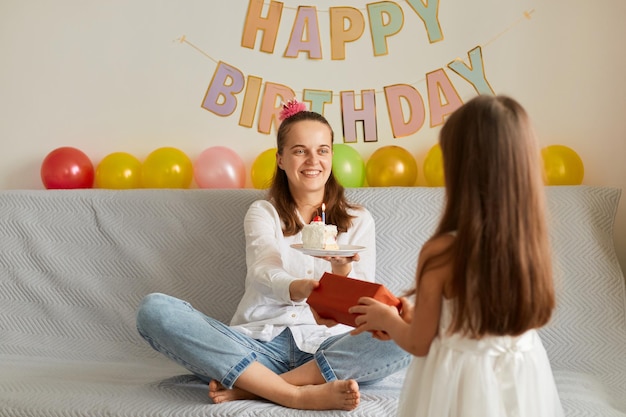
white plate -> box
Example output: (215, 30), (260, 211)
(290, 244), (366, 257)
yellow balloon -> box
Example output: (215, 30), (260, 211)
(541, 145), (584, 185)
(366, 145), (417, 187)
(251, 148), (277, 189)
(95, 152), (142, 189)
(141, 147), (193, 189)
(423, 144), (445, 187)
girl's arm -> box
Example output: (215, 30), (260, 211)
(349, 234), (454, 356)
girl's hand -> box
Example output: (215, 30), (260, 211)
(364, 297), (412, 340)
(348, 296), (401, 336)
(398, 297), (414, 323)
(318, 253), (360, 276)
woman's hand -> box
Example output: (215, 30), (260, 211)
(318, 253), (360, 276)
(310, 306), (339, 327)
(289, 279), (319, 302)
(290, 280), (338, 327)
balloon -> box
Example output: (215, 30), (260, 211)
(141, 147), (193, 189)
(194, 146), (246, 189)
(332, 144), (365, 188)
(541, 145), (584, 185)
(41, 147), (94, 189)
(423, 144), (445, 187)
(251, 148), (277, 189)
(95, 152), (142, 189)
(365, 145), (418, 187)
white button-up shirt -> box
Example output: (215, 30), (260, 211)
(230, 199), (376, 353)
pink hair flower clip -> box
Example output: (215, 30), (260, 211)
(279, 98), (307, 121)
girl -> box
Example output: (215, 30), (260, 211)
(136, 100), (409, 411)
(350, 95), (564, 417)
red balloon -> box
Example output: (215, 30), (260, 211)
(41, 147), (94, 189)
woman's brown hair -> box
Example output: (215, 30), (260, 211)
(268, 110), (357, 236)
(427, 95), (555, 337)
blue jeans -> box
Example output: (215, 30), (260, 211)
(136, 293), (410, 389)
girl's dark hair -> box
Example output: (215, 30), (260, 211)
(268, 110), (357, 236)
(424, 95), (555, 337)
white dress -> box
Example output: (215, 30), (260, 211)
(397, 299), (564, 417)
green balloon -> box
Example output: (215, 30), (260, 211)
(332, 144), (365, 188)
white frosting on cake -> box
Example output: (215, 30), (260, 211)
(302, 221), (339, 250)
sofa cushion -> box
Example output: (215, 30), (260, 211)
(0, 186), (624, 416)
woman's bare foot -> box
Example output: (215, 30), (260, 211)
(209, 378), (360, 411)
(208, 380), (259, 403)
(289, 379), (360, 411)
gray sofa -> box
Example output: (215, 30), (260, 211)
(1, 186), (625, 417)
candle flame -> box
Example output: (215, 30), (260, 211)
(321, 203), (326, 211)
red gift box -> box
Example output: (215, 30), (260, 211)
(306, 272), (401, 327)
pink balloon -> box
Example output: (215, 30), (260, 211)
(194, 146), (246, 189)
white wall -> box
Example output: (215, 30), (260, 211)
(2, 0), (625, 270)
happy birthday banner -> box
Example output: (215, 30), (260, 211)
(40, 3), (586, 191)
(185, 0), (534, 143)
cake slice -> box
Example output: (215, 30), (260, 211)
(302, 217), (339, 250)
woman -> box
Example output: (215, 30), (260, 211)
(136, 101), (410, 411)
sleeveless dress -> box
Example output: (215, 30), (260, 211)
(397, 298), (564, 417)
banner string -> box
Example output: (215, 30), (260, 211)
(241, 1), (473, 14)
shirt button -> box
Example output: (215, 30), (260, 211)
(306, 270), (312, 275)
(291, 314), (297, 318)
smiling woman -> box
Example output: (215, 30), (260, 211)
(270, 107), (348, 236)
(276, 120), (333, 202)
(136, 101), (411, 411)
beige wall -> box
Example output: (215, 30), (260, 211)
(1, 0), (625, 270)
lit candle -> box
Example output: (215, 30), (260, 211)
(321, 203), (326, 224)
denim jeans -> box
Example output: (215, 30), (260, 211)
(136, 293), (410, 389)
